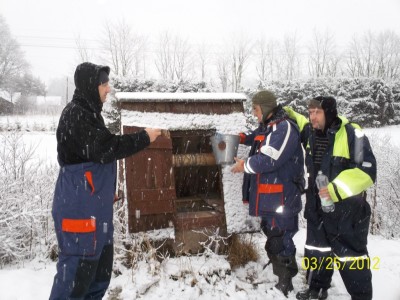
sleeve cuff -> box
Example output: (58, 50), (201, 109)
(239, 132), (246, 144)
(328, 182), (339, 203)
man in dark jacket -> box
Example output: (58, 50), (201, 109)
(285, 96), (376, 300)
(232, 90), (304, 297)
(49, 62), (161, 299)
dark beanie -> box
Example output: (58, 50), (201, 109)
(98, 70), (109, 85)
(308, 96), (338, 129)
(252, 90), (278, 122)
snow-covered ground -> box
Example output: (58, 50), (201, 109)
(0, 228), (399, 299)
(0, 115), (399, 299)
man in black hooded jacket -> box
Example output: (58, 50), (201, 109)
(50, 62), (161, 299)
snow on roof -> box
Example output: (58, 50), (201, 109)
(121, 110), (246, 134)
(116, 92), (248, 102)
(0, 90), (20, 102)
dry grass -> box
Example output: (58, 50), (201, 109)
(227, 234), (259, 269)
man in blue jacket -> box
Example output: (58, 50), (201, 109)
(232, 90), (304, 296)
(50, 62), (161, 299)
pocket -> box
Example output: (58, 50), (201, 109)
(61, 218), (97, 256)
(257, 184), (284, 214)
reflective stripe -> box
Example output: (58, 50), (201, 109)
(260, 120), (291, 161)
(305, 244), (332, 252)
(334, 254), (368, 262)
(258, 183), (283, 193)
(362, 161), (372, 168)
(275, 205), (284, 213)
(244, 158), (256, 174)
(333, 178), (354, 197)
(62, 218), (96, 233)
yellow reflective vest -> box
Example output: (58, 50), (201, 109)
(284, 107), (377, 203)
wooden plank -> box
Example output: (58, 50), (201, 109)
(176, 211), (226, 231)
(128, 213), (175, 233)
(120, 101), (244, 114)
(129, 189), (176, 214)
(123, 125), (177, 233)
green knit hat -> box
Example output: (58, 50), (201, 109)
(252, 90), (278, 122)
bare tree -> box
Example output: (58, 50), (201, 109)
(197, 41), (209, 81)
(280, 33), (301, 80)
(254, 37), (279, 82)
(216, 53), (230, 92)
(345, 30), (400, 79)
(155, 31), (174, 80)
(173, 35), (193, 81)
(133, 36), (148, 78)
(74, 34), (92, 63)
(229, 35), (252, 92)
(101, 19), (147, 77)
(0, 15), (28, 93)
(254, 37), (268, 82)
(154, 32), (193, 81)
(346, 31), (376, 77)
(375, 30), (400, 79)
(307, 29), (337, 77)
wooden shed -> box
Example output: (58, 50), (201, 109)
(116, 92), (259, 253)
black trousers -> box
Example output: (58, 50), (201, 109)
(304, 199), (372, 300)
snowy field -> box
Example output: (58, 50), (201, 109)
(0, 229), (399, 300)
(0, 115), (399, 299)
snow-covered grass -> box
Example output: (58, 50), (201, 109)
(0, 115), (399, 299)
(0, 229), (399, 299)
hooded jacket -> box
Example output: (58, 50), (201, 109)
(52, 62), (153, 259)
(285, 107), (377, 223)
(56, 62), (150, 165)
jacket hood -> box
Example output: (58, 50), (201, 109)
(72, 62), (110, 113)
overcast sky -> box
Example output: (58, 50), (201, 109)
(1, 0), (400, 84)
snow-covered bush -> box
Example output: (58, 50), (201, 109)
(0, 131), (57, 265)
(368, 133), (400, 238)
(259, 77), (400, 127)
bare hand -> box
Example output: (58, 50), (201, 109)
(145, 128), (162, 143)
(319, 187), (331, 200)
(231, 157), (245, 173)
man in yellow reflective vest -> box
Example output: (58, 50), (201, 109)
(285, 96), (376, 300)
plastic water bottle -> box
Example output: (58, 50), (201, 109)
(315, 171), (335, 213)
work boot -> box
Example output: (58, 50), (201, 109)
(296, 287), (328, 300)
(274, 277), (294, 297)
(271, 255), (298, 297)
